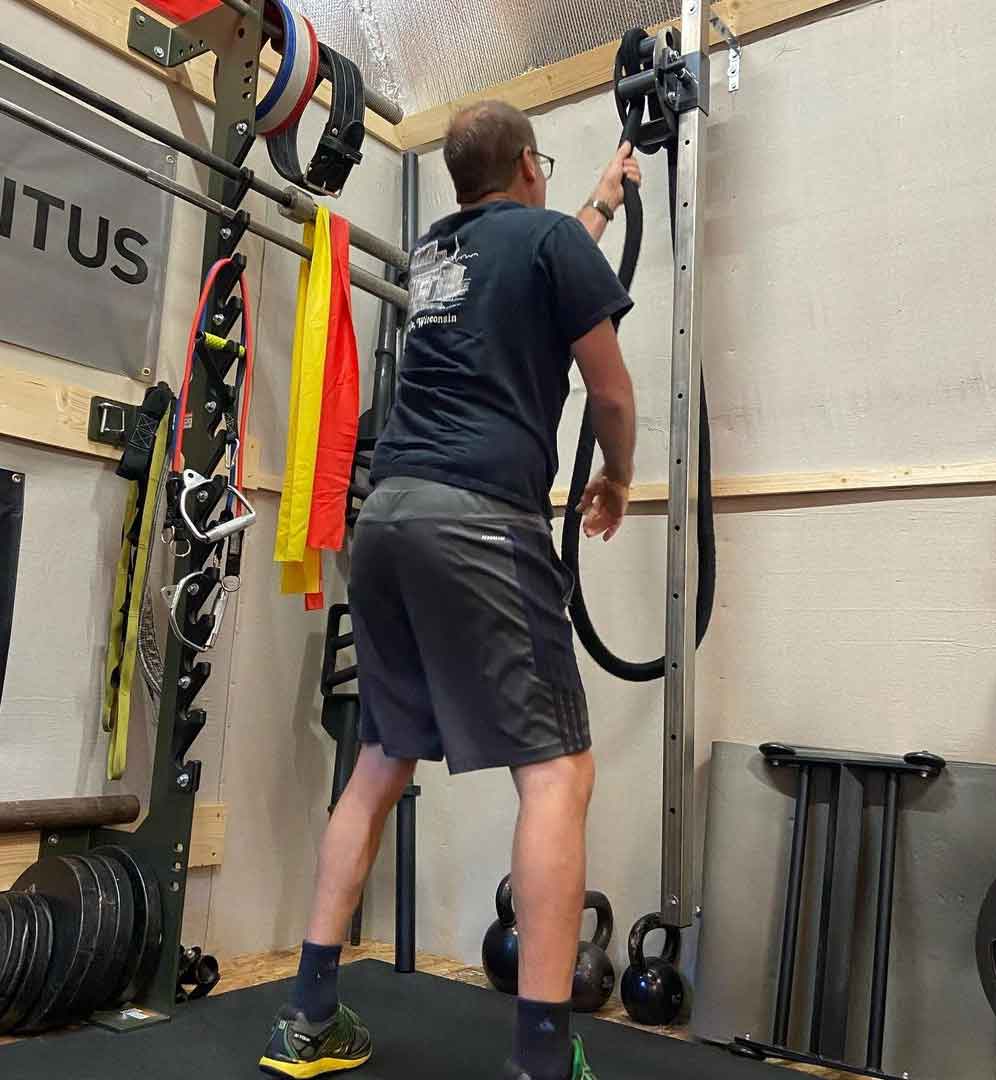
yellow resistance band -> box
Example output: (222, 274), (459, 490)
(274, 207), (332, 597)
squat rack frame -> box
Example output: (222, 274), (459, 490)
(0, 0), (408, 1028)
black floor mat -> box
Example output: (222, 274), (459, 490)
(0, 959), (791, 1079)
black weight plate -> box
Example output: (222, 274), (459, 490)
(0, 895), (32, 1023)
(0, 895), (19, 1006)
(90, 853), (136, 1012)
(0, 893), (52, 1035)
(60, 854), (132, 1024)
(92, 845), (163, 1006)
(12, 855), (102, 1033)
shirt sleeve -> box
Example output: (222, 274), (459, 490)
(536, 216), (634, 345)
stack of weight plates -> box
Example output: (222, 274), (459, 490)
(0, 847), (162, 1034)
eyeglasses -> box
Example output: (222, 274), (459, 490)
(520, 146), (555, 180)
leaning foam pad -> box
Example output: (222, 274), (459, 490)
(0, 959), (792, 1079)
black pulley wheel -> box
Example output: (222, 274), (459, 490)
(0, 894), (31, 1023)
(92, 845), (163, 1006)
(61, 854), (134, 1022)
(12, 855), (102, 1032)
(0, 893), (53, 1035)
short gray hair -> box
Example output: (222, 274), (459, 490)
(444, 100), (537, 204)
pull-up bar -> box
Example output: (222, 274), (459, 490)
(0, 43), (409, 277)
(0, 95), (409, 311)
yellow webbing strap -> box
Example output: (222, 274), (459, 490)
(274, 207), (331, 597)
(102, 407), (171, 780)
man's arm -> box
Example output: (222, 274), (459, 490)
(572, 319), (636, 540)
(576, 142), (642, 244)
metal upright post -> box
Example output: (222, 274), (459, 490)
(772, 765), (812, 1045)
(661, 0), (710, 929)
(866, 770), (900, 1071)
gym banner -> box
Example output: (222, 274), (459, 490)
(0, 469), (24, 708)
(0, 66), (175, 383)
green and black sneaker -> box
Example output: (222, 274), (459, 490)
(259, 1003), (372, 1077)
(501, 1035), (598, 1080)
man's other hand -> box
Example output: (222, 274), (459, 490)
(577, 469), (631, 542)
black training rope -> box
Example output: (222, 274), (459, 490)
(561, 29), (716, 682)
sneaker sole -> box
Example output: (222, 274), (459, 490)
(259, 1052), (372, 1078)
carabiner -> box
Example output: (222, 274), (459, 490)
(179, 468), (257, 544)
(162, 571), (228, 652)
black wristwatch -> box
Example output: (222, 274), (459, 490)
(587, 198), (615, 223)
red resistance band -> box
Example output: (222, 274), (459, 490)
(173, 257), (255, 495)
(304, 214), (360, 611)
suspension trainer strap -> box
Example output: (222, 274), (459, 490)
(103, 390), (174, 780)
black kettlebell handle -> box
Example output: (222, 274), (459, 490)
(583, 890), (614, 951)
(496, 874), (517, 928)
(628, 913), (680, 969)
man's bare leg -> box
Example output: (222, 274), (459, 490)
(291, 745), (415, 1022)
(509, 751), (596, 1079)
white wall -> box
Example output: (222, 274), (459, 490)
(381, 0), (996, 982)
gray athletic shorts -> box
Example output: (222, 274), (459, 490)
(349, 476), (590, 774)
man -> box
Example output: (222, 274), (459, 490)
(261, 100), (640, 1080)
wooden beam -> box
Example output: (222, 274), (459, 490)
(17, 0), (403, 151)
(398, 0), (847, 150)
(551, 461), (996, 508)
(0, 801), (227, 889)
(5, 364), (995, 506)
(0, 364), (141, 464)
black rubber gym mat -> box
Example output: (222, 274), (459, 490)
(0, 959), (792, 1079)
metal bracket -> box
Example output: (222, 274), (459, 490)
(128, 6), (240, 69)
(88, 396), (137, 448)
(709, 8), (742, 92)
(665, 51), (710, 116)
(129, 8), (208, 68)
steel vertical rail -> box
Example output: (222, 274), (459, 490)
(661, 0), (710, 928)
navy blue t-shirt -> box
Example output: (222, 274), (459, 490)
(370, 200), (632, 517)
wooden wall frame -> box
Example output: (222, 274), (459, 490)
(4, 363), (995, 507)
(0, 800), (227, 889)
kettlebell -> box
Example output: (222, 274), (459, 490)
(620, 913), (684, 1025)
(571, 890), (616, 1012)
(482, 874), (519, 994)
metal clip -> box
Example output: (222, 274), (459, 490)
(162, 571), (229, 652)
(179, 468), (257, 543)
(97, 401), (127, 436)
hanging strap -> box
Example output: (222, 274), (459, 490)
(103, 398), (173, 780)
